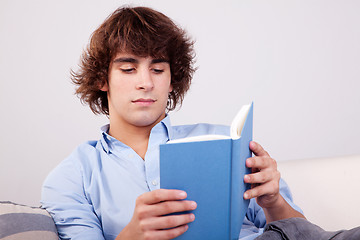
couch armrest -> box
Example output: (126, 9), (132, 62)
(277, 155), (360, 231)
(0, 201), (58, 239)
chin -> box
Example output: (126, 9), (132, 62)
(131, 113), (165, 127)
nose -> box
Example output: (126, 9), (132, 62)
(136, 69), (154, 91)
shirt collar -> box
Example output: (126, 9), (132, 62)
(160, 114), (174, 141)
(99, 115), (174, 154)
(100, 124), (111, 153)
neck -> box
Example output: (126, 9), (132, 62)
(108, 116), (165, 160)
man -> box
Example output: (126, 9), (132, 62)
(41, 6), (305, 240)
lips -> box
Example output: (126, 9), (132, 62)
(132, 98), (156, 106)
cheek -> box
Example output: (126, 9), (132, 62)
(107, 81), (129, 104)
(109, 77), (132, 94)
(161, 83), (172, 98)
(164, 73), (172, 93)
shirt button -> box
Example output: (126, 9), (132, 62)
(128, 154), (134, 158)
(152, 180), (158, 186)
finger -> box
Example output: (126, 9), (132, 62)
(138, 189), (187, 205)
(246, 156), (276, 170)
(243, 180), (279, 200)
(143, 224), (189, 240)
(141, 213), (195, 231)
(151, 200), (197, 216)
(244, 170), (276, 185)
(249, 141), (270, 157)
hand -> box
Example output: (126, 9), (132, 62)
(116, 189), (197, 240)
(243, 141), (281, 209)
(243, 141), (306, 222)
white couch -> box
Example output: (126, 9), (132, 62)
(277, 154), (360, 231)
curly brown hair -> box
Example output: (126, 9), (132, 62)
(71, 6), (196, 115)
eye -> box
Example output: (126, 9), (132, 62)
(152, 68), (164, 74)
(120, 68), (135, 73)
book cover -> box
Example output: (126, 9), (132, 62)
(160, 103), (253, 240)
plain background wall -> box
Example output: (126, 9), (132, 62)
(0, 0), (359, 207)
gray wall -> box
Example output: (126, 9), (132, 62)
(1, 0), (359, 206)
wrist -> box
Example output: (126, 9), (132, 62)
(264, 193), (283, 210)
(115, 225), (133, 240)
(263, 195), (305, 223)
(262, 195), (289, 222)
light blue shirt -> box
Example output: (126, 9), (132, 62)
(41, 116), (302, 240)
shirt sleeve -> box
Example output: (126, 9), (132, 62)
(41, 152), (105, 240)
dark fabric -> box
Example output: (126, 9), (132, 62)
(0, 201), (58, 239)
(255, 217), (360, 240)
(0, 213), (57, 238)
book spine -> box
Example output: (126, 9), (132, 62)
(230, 103), (253, 240)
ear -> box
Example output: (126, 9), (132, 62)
(100, 82), (109, 92)
(169, 84), (173, 93)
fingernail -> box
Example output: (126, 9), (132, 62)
(178, 191), (187, 198)
(244, 175), (250, 183)
(190, 213), (195, 221)
(246, 159), (252, 167)
(190, 201), (197, 209)
(244, 192), (249, 199)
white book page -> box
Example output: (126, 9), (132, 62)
(167, 134), (230, 144)
(230, 104), (251, 139)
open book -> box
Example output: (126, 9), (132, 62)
(160, 102), (253, 240)
(167, 102), (252, 143)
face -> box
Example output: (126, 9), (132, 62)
(103, 53), (173, 129)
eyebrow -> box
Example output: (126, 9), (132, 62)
(112, 57), (169, 64)
(113, 57), (138, 64)
(151, 58), (169, 64)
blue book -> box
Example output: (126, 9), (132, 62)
(160, 102), (253, 240)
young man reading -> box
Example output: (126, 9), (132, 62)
(41, 6), (306, 240)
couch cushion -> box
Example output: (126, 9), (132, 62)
(0, 201), (58, 240)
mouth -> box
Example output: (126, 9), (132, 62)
(132, 98), (156, 106)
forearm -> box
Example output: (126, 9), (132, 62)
(263, 195), (305, 223)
